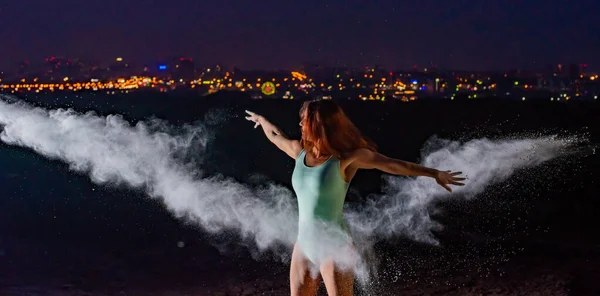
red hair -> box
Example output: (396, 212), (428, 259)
(299, 99), (377, 158)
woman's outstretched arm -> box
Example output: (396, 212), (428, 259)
(349, 148), (466, 192)
(245, 110), (302, 159)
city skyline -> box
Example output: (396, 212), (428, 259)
(1, 55), (597, 74)
(1, 1), (599, 72)
(2, 53), (597, 103)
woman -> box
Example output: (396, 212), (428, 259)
(245, 100), (465, 296)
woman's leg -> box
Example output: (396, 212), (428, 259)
(290, 243), (321, 296)
(320, 258), (354, 296)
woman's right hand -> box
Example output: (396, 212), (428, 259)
(245, 110), (262, 128)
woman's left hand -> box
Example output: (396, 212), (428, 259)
(435, 170), (466, 192)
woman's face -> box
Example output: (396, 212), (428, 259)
(299, 110), (308, 136)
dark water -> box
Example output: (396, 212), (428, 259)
(1, 92), (599, 295)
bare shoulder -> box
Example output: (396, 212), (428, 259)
(340, 148), (376, 168)
(344, 148), (375, 160)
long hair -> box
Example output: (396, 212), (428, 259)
(299, 99), (377, 158)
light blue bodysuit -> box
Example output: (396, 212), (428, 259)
(291, 149), (352, 264)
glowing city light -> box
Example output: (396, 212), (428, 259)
(261, 82), (276, 96)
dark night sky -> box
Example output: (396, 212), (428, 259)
(1, 0), (599, 71)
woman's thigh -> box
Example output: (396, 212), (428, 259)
(320, 258), (354, 296)
(290, 243), (321, 296)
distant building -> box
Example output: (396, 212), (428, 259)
(569, 64), (579, 79)
(108, 57), (133, 80)
(42, 56), (81, 81)
(201, 63), (223, 79)
(172, 58), (195, 82)
(556, 64), (564, 76)
(579, 63), (588, 75)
